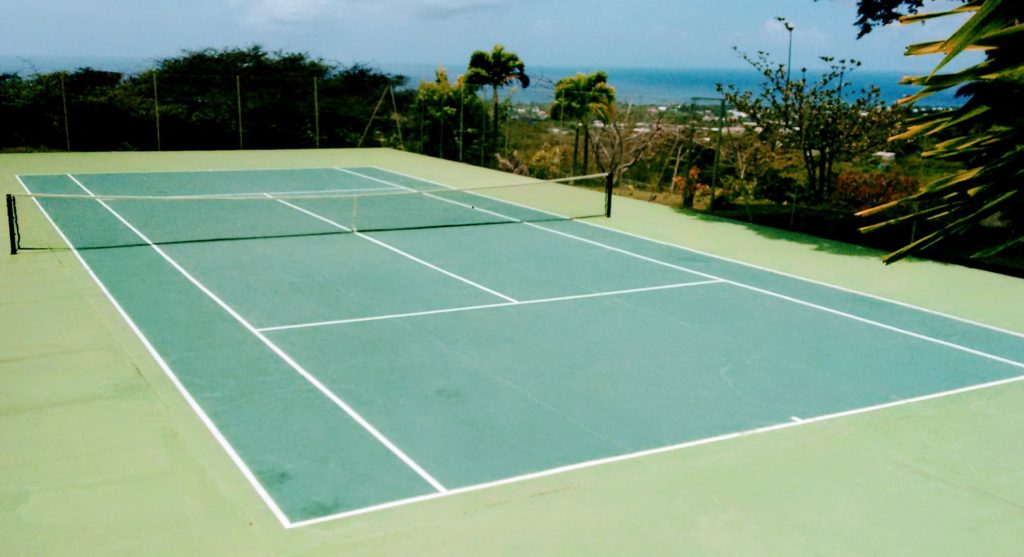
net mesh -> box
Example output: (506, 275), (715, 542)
(8, 174), (610, 252)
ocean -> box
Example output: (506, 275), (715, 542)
(390, 64), (960, 108)
(1, 56), (959, 108)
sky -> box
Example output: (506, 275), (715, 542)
(3, 0), (975, 73)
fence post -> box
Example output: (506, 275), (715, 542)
(388, 85), (405, 150)
(458, 87), (465, 162)
(7, 194), (18, 255)
(313, 77), (321, 148)
(60, 74), (71, 151)
(153, 73), (162, 151)
(708, 98), (725, 213)
(236, 75), (244, 150)
(605, 173), (614, 218)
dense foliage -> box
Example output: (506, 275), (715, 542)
(720, 52), (903, 203)
(856, 0), (1023, 262)
(0, 46), (411, 152)
(413, 67), (488, 161)
(3, 34), (1016, 271)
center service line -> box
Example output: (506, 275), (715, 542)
(265, 194), (518, 303)
(66, 173), (448, 495)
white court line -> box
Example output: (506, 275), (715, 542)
(28, 168), (1024, 529)
(257, 280), (724, 332)
(64, 174), (449, 496)
(337, 167), (528, 224)
(355, 167), (1024, 371)
(16, 175), (293, 527)
(371, 165), (1024, 341)
(210, 186), (399, 197)
(289, 369), (1024, 528)
(265, 195), (518, 303)
(18, 166), (379, 178)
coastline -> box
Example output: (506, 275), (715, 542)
(0, 56), (960, 108)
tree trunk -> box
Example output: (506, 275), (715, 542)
(802, 148), (816, 203)
(822, 152), (834, 201)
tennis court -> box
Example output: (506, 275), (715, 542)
(10, 165), (1024, 529)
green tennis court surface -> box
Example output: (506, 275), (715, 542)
(13, 166), (1024, 528)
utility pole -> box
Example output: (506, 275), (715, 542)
(776, 16), (795, 83)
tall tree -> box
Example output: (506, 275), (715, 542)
(549, 71), (616, 175)
(856, 0), (1023, 263)
(590, 104), (669, 187)
(720, 52), (901, 203)
(465, 45), (530, 163)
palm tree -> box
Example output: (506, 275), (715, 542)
(550, 71), (616, 175)
(857, 0), (1024, 263)
(465, 45), (530, 162)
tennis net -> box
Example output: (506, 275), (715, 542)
(7, 173), (612, 253)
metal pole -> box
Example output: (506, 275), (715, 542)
(504, 99), (512, 157)
(236, 75), (243, 150)
(681, 101), (696, 210)
(358, 86), (388, 148)
(388, 85), (405, 150)
(153, 73), (162, 151)
(6, 194), (17, 255)
(479, 108), (486, 166)
(604, 172), (613, 218)
(418, 100), (424, 153)
(458, 86), (465, 162)
(777, 17), (794, 83)
(786, 26), (793, 83)
(709, 98), (725, 212)
(313, 77), (320, 148)
(691, 97), (726, 212)
(60, 74), (71, 151)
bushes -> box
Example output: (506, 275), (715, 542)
(832, 171), (920, 211)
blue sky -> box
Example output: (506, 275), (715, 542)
(4, 0), (973, 72)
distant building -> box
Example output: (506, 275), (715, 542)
(873, 151), (896, 163)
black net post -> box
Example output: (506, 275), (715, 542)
(604, 172), (613, 218)
(6, 194), (18, 255)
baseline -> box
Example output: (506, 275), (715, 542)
(356, 167), (1024, 371)
(290, 368), (1024, 528)
(65, 173), (448, 494)
(15, 175), (291, 527)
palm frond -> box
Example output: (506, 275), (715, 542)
(862, 0), (1023, 264)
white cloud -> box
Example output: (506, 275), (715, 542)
(233, 0), (332, 25)
(232, 0), (505, 26)
(416, 0), (504, 19)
